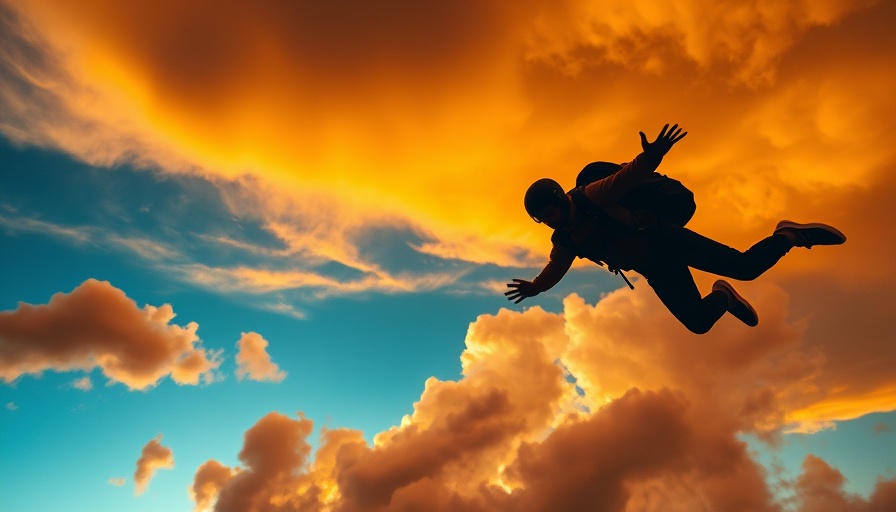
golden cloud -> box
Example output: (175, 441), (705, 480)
(523, 0), (872, 84)
(189, 283), (896, 510)
(3, 0), (895, 292)
(0, 279), (222, 389)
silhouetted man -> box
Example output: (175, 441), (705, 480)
(506, 124), (846, 334)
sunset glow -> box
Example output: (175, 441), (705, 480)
(1, 0), (895, 511)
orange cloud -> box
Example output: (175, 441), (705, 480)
(207, 412), (316, 512)
(235, 332), (286, 383)
(190, 460), (234, 512)
(523, 0), (871, 84)
(134, 434), (174, 496)
(0, 279), (222, 389)
(795, 455), (896, 511)
(3, 0), (895, 295)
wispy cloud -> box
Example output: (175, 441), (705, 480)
(70, 376), (92, 391)
(170, 262), (467, 299)
(0, 214), (92, 243)
(0, 213), (180, 259)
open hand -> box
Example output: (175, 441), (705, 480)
(639, 124), (687, 158)
(505, 279), (539, 304)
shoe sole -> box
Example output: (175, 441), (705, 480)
(775, 220), (847, 244)
(713, 280), (759, 327)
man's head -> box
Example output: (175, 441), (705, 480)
(524, 178), (570, 229)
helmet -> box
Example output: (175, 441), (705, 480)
(524, 178), (569, 224)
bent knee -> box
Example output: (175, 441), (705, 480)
(676, 314), (715, 334)
(684, 321), (713, 335)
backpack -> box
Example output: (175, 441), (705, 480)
(576, 161), (696, 227)
(559, 161), (697, 289)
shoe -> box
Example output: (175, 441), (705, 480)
(774, 220), (846, 248)
(712, 280), (759, 326)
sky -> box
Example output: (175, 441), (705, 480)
(1, 0), (895, 511)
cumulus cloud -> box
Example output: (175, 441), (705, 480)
(190, 284), (895, 510)
(235, 332), (286, 383)
(0, 279), (222, 389)
(795, 455), (896, 512)
(190, 460), (234, 512)
(134, 434), (174, 496)
(195, 412), (317, 512)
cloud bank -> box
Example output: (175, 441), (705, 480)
(2, 0), (889, 274)
(189, 289), (896, 511)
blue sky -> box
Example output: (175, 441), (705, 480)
(2, 1), (896, 511)
(0, 137), (623, 512)
(3, 126), (894, 512)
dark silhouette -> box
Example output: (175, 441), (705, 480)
(506, 124), (846, 334)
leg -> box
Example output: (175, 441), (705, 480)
(639, 263), (728, 334)
(653, 227), (792, 281)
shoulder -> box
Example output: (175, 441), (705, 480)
(550, 228), (573, 247)
(567, 186), (594, 210)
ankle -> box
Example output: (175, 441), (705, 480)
(721, 289), (735, 310)
(775, 229), (798, 245)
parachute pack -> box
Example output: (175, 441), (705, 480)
(575, 161), (696, 227)
(564, 161), (697, 289)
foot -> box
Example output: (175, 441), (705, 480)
(774, 220), (846, 248)
(712, 280), (759, 327)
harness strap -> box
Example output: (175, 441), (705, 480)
(567, 187), (638, 290)
(612, 268), (635, 289)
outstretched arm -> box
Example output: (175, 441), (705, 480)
(505, 245), (576, 303)
(584, 123), (688, 204)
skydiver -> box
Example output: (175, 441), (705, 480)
(505, 124), (846, 334)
